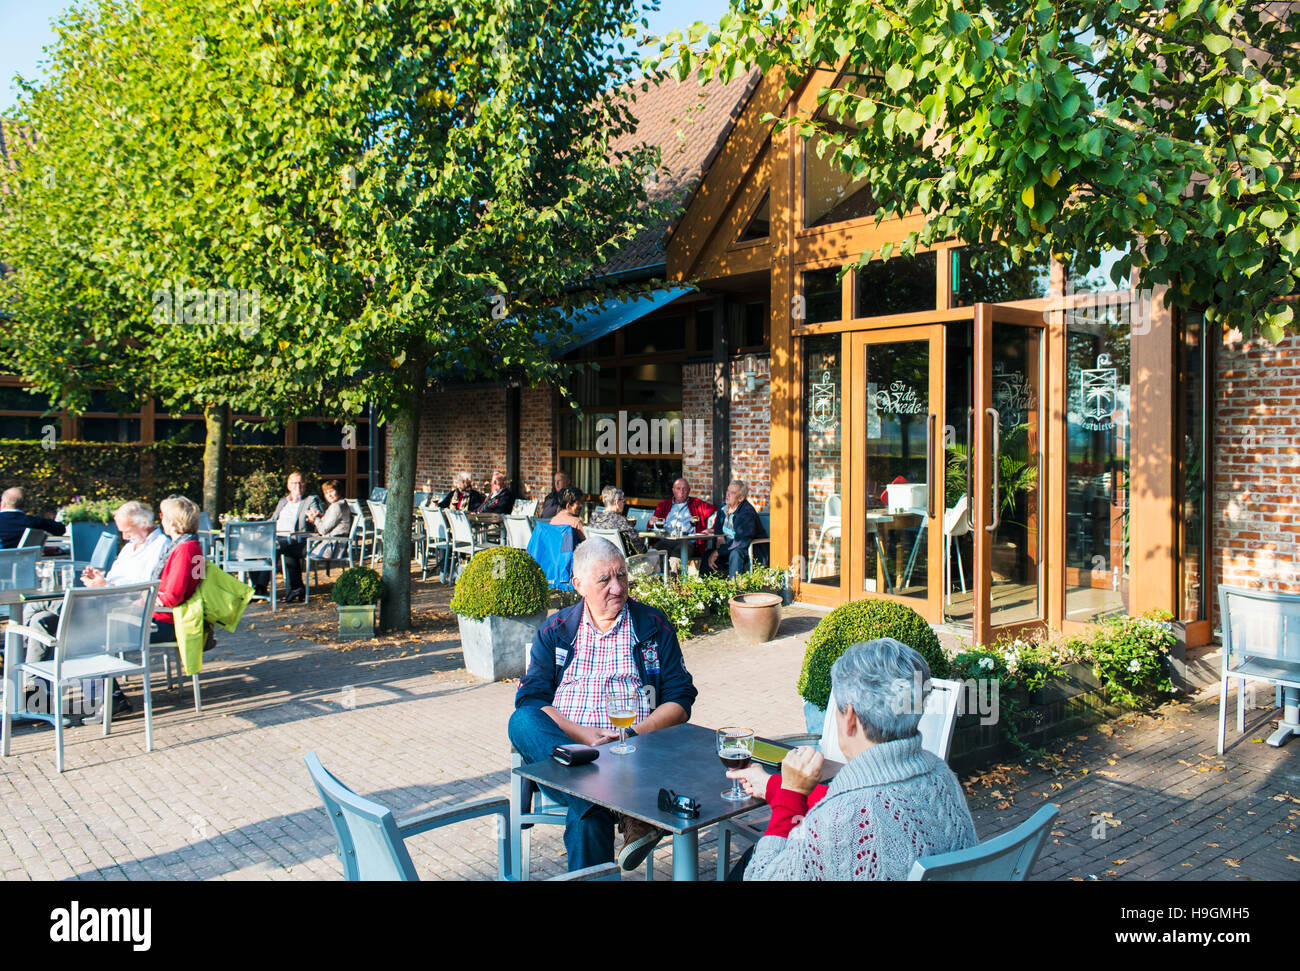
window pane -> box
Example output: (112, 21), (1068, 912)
(559, 411), (616, 452)
(296, 421), (349, 447)
(621, 459), (677, 502)
(803, 267), (842, 325)
(804, 134), (876, 228)
(77, 418), (140, 442)
(952, 244), (1052, 305)
(0, 386), (56, 412)
(739, 191), (770, 241)
(0, 417), (55, 439)
(85, 389), (143, 414)
(621, 363), (682, 407)
(804, 335), (842, 587)
(154, 419), (205, 444)
(318, 450), (347, 476)
(230, 422), (283, 446)
(854, 252), (937, 318)
(1068, 247), (1131, 294)
(623, 315), (685, 354)
(566, 456), (615, 499)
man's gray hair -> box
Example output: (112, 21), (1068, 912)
(572, 536), (626, 579)
(831, 638), (932, 744)
(600, 485), (624, 508)
(0, 487), (22, 509)
(116, 500), (154, 530)
(730, 479), (748, 499)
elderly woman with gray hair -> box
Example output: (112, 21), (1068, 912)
(588, 485), (646, 554)
(726, 637), (977, 880)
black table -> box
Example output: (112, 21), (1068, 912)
(513, 722), (840, 880)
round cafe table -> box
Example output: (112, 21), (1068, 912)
(639, 531), (714, 580)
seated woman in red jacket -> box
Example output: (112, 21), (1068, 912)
(151, 496), (205, 646)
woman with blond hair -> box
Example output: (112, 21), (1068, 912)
(150, 496), (205, 647)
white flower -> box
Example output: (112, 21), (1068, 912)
(978, 657), (995, 671)
(1128, 659), (1141, 673)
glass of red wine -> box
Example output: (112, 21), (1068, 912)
(717, 726), (755, 801)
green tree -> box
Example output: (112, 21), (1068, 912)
(3, 0), (671, 629)
(665, 0), (1300, 339)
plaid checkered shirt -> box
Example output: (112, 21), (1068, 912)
(551, 603), (651, 730)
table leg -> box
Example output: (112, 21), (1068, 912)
(680, 539), (690, 578)
(1266, 686), (1300, 748)
(3, 603), (56, 738)
(671, 831), (698, 881)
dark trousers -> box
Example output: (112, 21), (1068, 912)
(507, 706), (616, 872)
(704, 546), (747, 579)
(251, 539), (306, 592)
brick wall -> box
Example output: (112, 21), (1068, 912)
(518, 385), (555, 499)
(730, 354), (771, 510)
(1211, 329), (1300, 624)
(682, 363), (714, 500)
(408, 385), (509, 496)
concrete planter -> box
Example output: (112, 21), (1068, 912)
(803, 700), (826, 735)
(337, 604), (379, 640)
(456, 611), (547, 681)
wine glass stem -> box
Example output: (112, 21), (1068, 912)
(619, 727), (626, 748)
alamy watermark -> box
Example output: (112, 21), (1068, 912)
(151, 280), (261, 337)
(594, 411), (707, 461)
(1043, 282), (1157, 337)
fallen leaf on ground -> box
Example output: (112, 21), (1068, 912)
(1224, 859), (1240, 868)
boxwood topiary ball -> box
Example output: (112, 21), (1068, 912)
(331, 566), (384, 606)
(450, 547), (549, 620)
(797, 599), (949, 710)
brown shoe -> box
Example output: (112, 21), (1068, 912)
(617, 816), (667, 871)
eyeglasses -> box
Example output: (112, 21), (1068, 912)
(657, 788), (700, 818)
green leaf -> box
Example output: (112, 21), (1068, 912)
(1202, 33), (1231, 56)
(885, 64), (913, 91)
(1260, 209), (1287, 229)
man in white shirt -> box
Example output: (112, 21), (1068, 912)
(252, 472), (323, 602)
(82, 501), (167, 587)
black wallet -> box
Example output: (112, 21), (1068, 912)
(552, 744), (600, 766)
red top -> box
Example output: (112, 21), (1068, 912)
(153, 538), (203, 624)
(651, 496), (717, 535)
(763, 773), (830, 838)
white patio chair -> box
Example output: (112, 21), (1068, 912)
(909, 805), (1058, 880)
(943, 495), (971, 603)
(419, 506), (452, 582)
(513, 498), (538, 517)
(717, 678), (964, 878)
(222, 520), (280, 611)
(1216, 585), (1300, 754)
(809, 494), (841, 577)
(748, 511), (771, 571)
(367, 500), (387, 568)
(346, 499), (369, 562)
(502, 514), (535, 551)
(444, 509), (479, 579)
(585, 527), (662, 578)
(147, 623), (202, 715)
(1, 581), (158, 772)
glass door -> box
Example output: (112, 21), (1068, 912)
(972, 303), (1047, 645)
(848, 326), (946, 623)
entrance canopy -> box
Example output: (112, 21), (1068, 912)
(556, 286), (691, 355)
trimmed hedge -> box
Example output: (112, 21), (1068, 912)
(797, 599), (949, 710)
(450, 547), (549, 620)
(0, 440), (319, 514)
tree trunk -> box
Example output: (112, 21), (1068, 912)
(202, 404), (228, 515)
(380, 383), (421, 632)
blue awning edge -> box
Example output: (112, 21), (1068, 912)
(555, 286), (692, 356)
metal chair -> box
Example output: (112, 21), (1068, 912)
(368, 487), (388, 503)
(508, 747), (653, 880)
(304, 514), (366, 602)
(748, 511), (771, 571)
(502, 514), (535, 551)
(147, 624), (202, 715)
(444, 509), (478, 579)
(197, 511), (214, 559)
(0, 547), (40, 590)
(586, 527), (662, 578)
(222, 520), (279, 611)
(69, 522), (118, 571)
(366, 501), (387, 568)
(628, 507), (653, 531)
(909, 805), (1058, 880)
(17, 528), (47, 551)
(512, 498), (538, 517)
(87, 533), (118, 573)
(2, 582), (158, 772)
(306, 753), (617, 882)
(1216, 585), (1300, 754)
(419, 506), (451, 582)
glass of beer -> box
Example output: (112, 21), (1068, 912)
(605, 685), (639, 755)
(717, 726), (755, 801)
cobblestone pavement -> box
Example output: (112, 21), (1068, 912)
(0, 582), (1294, 881)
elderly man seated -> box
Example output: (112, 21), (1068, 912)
(725, 637), (977, 880)
(250, 471), (323, 603)
(650, 476), (716, 575)
(0, 487), (66, 549)
(539, 471), (571, 520)
(508, 536), (698, 872)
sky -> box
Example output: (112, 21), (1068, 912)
(0, 0), (734, 116)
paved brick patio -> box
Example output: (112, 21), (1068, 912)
(0, 583), (1295, 881)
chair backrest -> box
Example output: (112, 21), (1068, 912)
(818, 678), (962, 763)
(17, 527), (46, 551)
(824, 494), (841, 523)
(502, 514), (533, 550)
(53, 582), (158, 672)
(197, 511), (213, 557)
(1218, 585), (1300, 670)
(88, 532), (119, 572)
(303, 753), (418, 881)
(419, 505), (449, 544)
(367, 500), (387, 533)
(586, 527), (628, 555)
(526, 523), (576, 591)
(628, 507), (653, 531)
(446, 508), (474, 547)
(758, 512), (770, 536)
(944, 495), (971, 538)
(70, 521), (117, 561)
(369, 487), (388, 503)
(412, 491), (429, 508)
(909, 805), (1058, 881)
(0, 547), (40, 590)
(513, 498), (538, 516)
(224, 520), (275, 563)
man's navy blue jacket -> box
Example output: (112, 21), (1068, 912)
(514, 599), (698, 718)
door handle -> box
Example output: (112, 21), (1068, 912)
(928, 413), (937, 520)
(986, 407), (1001, 533)
(965, 409), (974, 530)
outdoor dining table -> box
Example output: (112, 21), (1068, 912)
(512, 721), (841, 881)
(638, 531), (715, 580)
(466, 512), (503, 546)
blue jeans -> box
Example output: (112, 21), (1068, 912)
(507, 706), (617, 872)
(707, 546), (747, 579)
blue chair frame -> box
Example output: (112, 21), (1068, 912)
(908, 805), (1058, 880)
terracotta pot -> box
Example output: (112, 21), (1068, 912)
(729, 592), (783, 643)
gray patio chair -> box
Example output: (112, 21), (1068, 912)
(366, 500), (386, 568)
(306, 753), (617, 882)
(908, 804), (1058, 880)
(502, 514), (535, 551)
(17, 528), (46, 552)
(1, 581), (158, 772)
(444, 508), (478, 579)
(1216, 585), (1300, 754)
(0, 546), (40, 590)
(221, 520), (280, 611)
(585, 527), (662, 578)
(419, 506), (451, 582)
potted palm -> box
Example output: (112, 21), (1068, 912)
(331, 566), (384, 639)
(451, 547), (550, 681)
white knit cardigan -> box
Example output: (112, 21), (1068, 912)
(745, 734), (978, 881)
